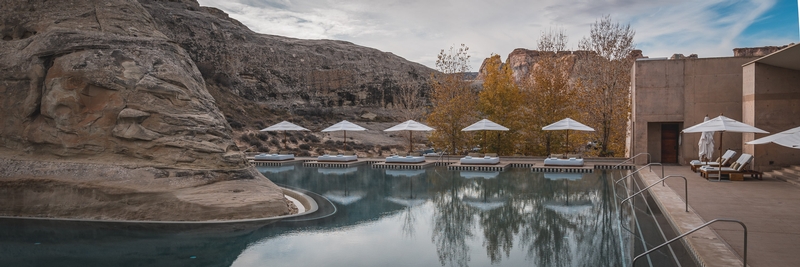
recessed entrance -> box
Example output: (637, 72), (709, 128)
(661, 124), (679, 163)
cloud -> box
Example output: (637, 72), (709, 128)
(197, 0), (792, 70)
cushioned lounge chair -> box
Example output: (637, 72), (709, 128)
(460, 155), (500, 165)
(699, 153), (753, 179)
(317, 154), (357, 162)
(385, 155), (426, 163)
(254, 152), (294, 161)
(690, 150), (736, 172)
(544, 156), (584, 166)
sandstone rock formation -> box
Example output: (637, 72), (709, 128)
(0, 0), (290, 220)
(137, 0), (436, 130)
(477, 48), (644, 83)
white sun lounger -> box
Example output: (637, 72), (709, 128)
(460, 156), (500, 165)
(385, 155), (426, 163)
(544, 157), (584, 166)
(689, 150), (736, 172)
(254, 153), (294, 161)
(317, 154), (358, 162)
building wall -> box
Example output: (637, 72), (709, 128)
(631, 57), (758, 165)
(743, 63), (800, 171)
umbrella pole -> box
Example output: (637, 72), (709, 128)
(718, 131), (723, 181)
(483, 131), (487, 154)
(284, 130), (287, 149)
(409, 131), (413, 153)
(566, 130), (570, 155)
(344, 131), (347, 151)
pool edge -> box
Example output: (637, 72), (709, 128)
(637, 168), (744, 267)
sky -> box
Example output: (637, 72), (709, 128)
(197, 0), (800, 71)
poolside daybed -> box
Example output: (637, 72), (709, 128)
(385, 155), (426, 163)
(544, 156), (584, 166)
(460, 155), (500, 165)
(699, 153), (753, 179)
(317, 154), (358, 162)
(689, 150), (736, 172)
(254, 152), (294, 161)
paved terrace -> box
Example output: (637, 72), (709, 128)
(639, 165), (800, 267)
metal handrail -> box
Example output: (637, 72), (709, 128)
(632, 218), (748, 267)
(614, 163), (664, 187)
(621, 175), (688, 212)
(615, 153), (651, 168)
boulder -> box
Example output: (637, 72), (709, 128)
(0, 0), (290, 220)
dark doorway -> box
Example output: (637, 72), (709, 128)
(661, 124), (679, 163)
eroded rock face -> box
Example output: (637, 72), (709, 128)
(138, 0), (435, 113)
(0, 0), (289, 220)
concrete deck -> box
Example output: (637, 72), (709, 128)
(639, 165), (800, 267)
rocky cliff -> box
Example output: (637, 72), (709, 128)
(0, 0), (291, 220)
(138, 0), (435, 130)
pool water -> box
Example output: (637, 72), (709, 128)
(0, 165), (632, 267)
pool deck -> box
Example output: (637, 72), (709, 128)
(639, 165), (800, 267)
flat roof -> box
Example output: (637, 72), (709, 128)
(744, 43), (800, 70)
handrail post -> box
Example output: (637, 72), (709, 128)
(614, 153), (651, 169)
(621, 175), (688, 212)
(615, 163), (663, 186)
(632, 218), (747, 267)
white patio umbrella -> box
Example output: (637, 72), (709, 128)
(746, 126), (800, 149)
(459, 171), (500, 179)
(384, 120), (435, 153)
(260, 121), (310, 148)
(321, 120), (367, 150)
(462, 196), (506, 211)
(698, 116), (715, 162)
(542, 118), (595, 155)
(682, 114), (769, 181)
(462, 119), (509, 154)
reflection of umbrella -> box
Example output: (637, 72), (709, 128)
(698, 116), (715, 161)
(542, 118), (595, 154)
(462, 196), (506, 211)
(386, 197), (427, 207)
(324, 190), (365, 205)
(683, 114), (769, 180)
(747, 126), (800, 149)
(260, 121), (310, 148)
(317, 167), (358, 175)
(257, 165), (295, 174)
(384, 120), (435, 153)
(459, 171), (499, 179)
(462, 119), (509, 153)
(544, 199), (593, 215)
(321, 120), (367, 150)
(385, 169), (426, 177)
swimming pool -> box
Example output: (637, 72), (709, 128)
(0, 164), (693, 267)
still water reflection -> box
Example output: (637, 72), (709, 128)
(0, 165), (627, 267)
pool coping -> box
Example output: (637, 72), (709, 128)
(637, 168), (744, 267)
(0, 187), (319, 225)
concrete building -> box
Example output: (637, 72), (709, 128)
(630, 43), (800, 172)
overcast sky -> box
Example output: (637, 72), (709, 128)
(197, 0), (799, 70)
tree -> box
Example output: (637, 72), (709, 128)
(520, 28), (576, 156)
(478, 54), (523, 155)
(575, 15), (635, 157)
(426, 44), (478, 154)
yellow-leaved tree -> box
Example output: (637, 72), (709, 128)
(520, 28), (577, 156)
(426, 44), (477, 154)
(478, 54), (523, 155)
(575, 15), (635, 157)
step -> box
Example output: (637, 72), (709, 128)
(769, 173), (800, 187)
(775, 170), (800, 179)
(783, 168), (800, 176)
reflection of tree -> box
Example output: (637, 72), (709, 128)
(480, 205), (522, 263)
(572, 171), (624, 266)
(401, 205), (417, 238)
(431, 171), (475, 267)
